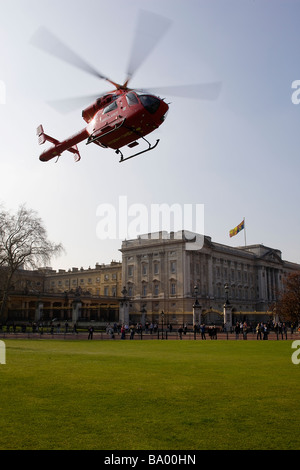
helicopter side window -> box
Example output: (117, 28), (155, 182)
(103, 101), (118, 114)
(126, 92), (139, 106)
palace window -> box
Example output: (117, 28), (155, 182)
(128, 265), (133, 277)
(142, 264), (147, 276)
(170, 261), (176, 274)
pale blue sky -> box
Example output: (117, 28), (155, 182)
(1, 0), (300, 270)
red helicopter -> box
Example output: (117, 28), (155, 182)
(32, 11), (221, 163)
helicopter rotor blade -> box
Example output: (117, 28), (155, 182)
(30, 26), (120, 88)
(46, 93), (109, 114)
(136, 82), (222, 100)
(125, 10), (172, 85)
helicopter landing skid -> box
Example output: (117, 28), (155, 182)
(117, 137), (160, 163)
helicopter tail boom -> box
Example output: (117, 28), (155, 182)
(37, 125), (88, 162)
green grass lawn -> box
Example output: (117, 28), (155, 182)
(0, 338), (299, 450)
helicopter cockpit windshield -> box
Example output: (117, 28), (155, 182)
(126, 92), (161, 114)
(126, 92), (139, 106)
(139, 95), (161, 114)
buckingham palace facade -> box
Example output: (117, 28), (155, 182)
(2, 230), (300, 326)
(120, 230), (300, 325)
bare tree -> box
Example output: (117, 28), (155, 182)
(0, 204), (64, 321)
(274, 271), (300, 325)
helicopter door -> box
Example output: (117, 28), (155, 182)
(100, 100), (122, 132)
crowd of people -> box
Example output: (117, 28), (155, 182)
(0, 319), (298, 340)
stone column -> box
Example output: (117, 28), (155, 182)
(119, 286), (130, 326)
(207, 255), (213, 299)
(223, 301), (232, 331)
(72, 301), (82, 323)
(193, 300), (201, 326)
(35, 301), (43, 322)
(140, 305), (146, 326)
(119, 300), (129, 326)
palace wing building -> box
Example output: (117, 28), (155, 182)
(120, 231), (300, 325)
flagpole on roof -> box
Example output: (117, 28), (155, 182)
(244, 217), (246, 247)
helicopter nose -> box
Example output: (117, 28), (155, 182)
(161, 109), (169, 122)
(160, 100), (169, 121)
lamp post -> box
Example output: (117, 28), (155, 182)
(121, 286), (128, 300)
(223, 283), (232, 332)
(193, 285), (201, 331)
(140, 305), (146, 327)
(224, 283), (229, 305)
(161, 310), (165, 339)
(194, 285), (199, 301)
